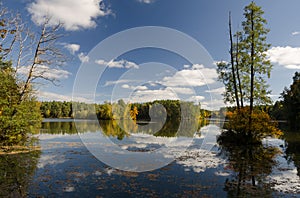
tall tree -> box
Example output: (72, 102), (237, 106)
(218, 2), (272, 108)
(229, 12), (240, 109)
(241, 2), (272, 133)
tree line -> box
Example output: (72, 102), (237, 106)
(40, 99), (211, 121)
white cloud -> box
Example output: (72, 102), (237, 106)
(27, 0), (111, 31)
(37, 91), (94, 103)
(78, 53), (89, 63)
(136, 86), (149, 90)
(131, 89), (179, 103)
(121, 84), (130, 89)
(137, 0), (155, 4)
(201, 99), (225, 110)
(267, 46), (300, 70)
(104, 79), (139, 87)
(188, 95), (205, 102)
(18, 65), (71, 80)
(38, 91), (92, 103)
(121, 84), (148, 90)
(129, 87), (195, 103)
(292, 31), (300, 36)
(95, 59), (139, 69)
(65, 44), (80, 55)
(205, 87), (225, 94)
(191, 64), (204, 70)
(165, 87), (194, 95)
(160, 64), (218, 87)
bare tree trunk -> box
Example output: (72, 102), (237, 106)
(229, 12), (240, 109)
(249, 9), (255, 136)
(19, 24), (45, 102)
(18, 19), (64, 103)
(235, 32), (244, 108)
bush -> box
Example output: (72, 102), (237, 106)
(225, 107), (282, 142)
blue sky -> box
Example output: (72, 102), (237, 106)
(3, 0), (300, 109)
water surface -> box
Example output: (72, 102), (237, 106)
(1, 119), (299, 197)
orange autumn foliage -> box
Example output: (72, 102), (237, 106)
(225, 107), (283, 141)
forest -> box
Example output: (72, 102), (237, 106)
(40, 99), (210, 121)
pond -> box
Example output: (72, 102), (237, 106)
(0, 119), (299, 197)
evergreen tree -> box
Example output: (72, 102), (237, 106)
(0, 59), (42, 146)
(217, 2), (272, 108)
(281, 72), (300, 130)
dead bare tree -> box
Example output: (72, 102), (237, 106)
(19, 17), (66, 101)
(0, 6), (67, 102)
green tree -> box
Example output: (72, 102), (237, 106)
(62, 101), (71, 117)
(0, 59), (42, 146)
(217, 2), (279, 139)
(217, 2), (272, 109)
(281, 72), (300, 129)
(241, 2), (272, 128)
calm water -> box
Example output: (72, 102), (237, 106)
(0, 119), (299, 197)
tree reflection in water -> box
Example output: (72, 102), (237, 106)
(218, 131), (281, 197)
(41, 118), (208, 139)
(99, 118), (206, 139)
(0, 149), (40, 197)
(284, 131), (300, 177)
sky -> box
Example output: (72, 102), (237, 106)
(2, 0), (300, 109)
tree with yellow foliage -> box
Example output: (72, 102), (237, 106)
(130, 106), (139, 121)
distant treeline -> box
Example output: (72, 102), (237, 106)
(40, 99), (211, 120)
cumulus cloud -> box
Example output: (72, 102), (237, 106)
(128, 86), (196, 103)
(267, 46), (300, 70)
(78, 53), (89, 63)
(65, 44), (80, 55)
(95, 59), (139, 69)
(160, 64), (218, 87)
(121, 84), (148, 90)
(18, 65), (71, 80)
(131, 89), (179, 103)
(27, 0), (111, 31)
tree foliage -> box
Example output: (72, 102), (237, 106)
(39, 99), (208, 122)
(275, 72), (300, 130)
(0, 60), (42, 146)
(225, 107), (282, 141)
(217, 2), (272, 107)
(0, 5), (65, 147)
(217, 2), (281, 139)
